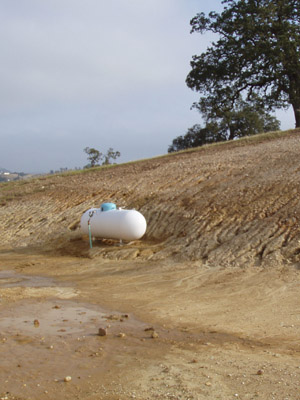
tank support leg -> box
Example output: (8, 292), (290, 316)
(88, 223), (93, 249)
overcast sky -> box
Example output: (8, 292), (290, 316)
(0, 0), (295, 173)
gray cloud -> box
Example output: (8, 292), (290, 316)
(0, 0), (294, 172)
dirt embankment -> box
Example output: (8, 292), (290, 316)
(1, 130), (300, 400)
(1, 130), (300, 268)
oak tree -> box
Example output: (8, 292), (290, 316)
(168, 99), (280, 153)
(186, 0), (300, 127)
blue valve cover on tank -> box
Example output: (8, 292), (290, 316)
(100, 202), (117, 211)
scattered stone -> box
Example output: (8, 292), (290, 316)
(53, 305), (61, 309)
(205, 382), (212, 386)
(257, 369), (264, 375)
(98, 328), (107, 336)
(191, 359), (198, 363)
(151, 331), (159, 339)
(122, 314), (129, 318)
(90, 352), (100, 357)
(33, 319), (40, 327)
(117, 332), (126, 338)
(64, 376), (72, 382)
(144, 327), (154, 332)
(105, 314), (119, 321)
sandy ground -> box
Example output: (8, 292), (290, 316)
(1, 131), (300, 399)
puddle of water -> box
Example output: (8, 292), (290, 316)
(0, 299), (149, 340)
(0, 270), (147, 338)
(0, 270), (56, 288)
(0, 304), (106, 335)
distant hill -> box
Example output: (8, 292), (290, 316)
(0, 168), (30, 182)
(0, 167), (10, 173)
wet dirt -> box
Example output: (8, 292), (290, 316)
(0, 270), (56, 289)
(0, 272), (160, 400)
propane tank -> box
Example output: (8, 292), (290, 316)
(80, 203), (147, 241)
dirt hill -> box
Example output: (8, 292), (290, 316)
(1, 129), (300, 268)
(0, 129), (300, 400)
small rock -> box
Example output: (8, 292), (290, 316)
(257, 369), (264, 375)
(151, 331), (159, 339)
(205, 382), (212, 386)
(117, 333), (126, 338)
(105, 314), (119, 321)
(98, 328), (107, 337)
(33, 319), (40, 327)
(64, 376), (72, 382)
(144, 327), (154, 331)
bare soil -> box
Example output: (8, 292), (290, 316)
(1, 130), (300, 400)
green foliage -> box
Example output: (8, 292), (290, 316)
(168, 123), (225, 153)
(84, 147), (102, 168)
(206, 96), (280, 140)
(84, 147), (120, 168)
(186, 0), (300, 127)
(168, 99), (280, 153)
(102, 148), (121, 165)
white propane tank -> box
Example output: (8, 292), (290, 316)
(80, 204), (147, 241)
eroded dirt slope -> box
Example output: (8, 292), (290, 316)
(1, 130), (300, 268)
(1, 130), (300, 400)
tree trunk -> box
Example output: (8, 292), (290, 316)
(292, 103), (300, 128)
(228, 125), (235, 140)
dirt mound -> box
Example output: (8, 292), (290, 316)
(1, 129), (300, 268)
